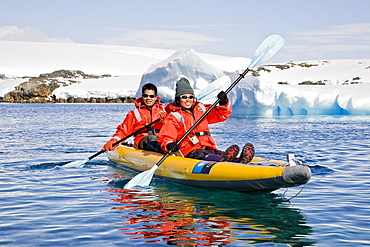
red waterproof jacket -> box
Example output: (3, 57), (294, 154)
(158, 100), (232, 156)
(112, 97), (166, 147)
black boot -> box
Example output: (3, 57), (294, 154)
(219, 145), (240, 162)
(240, 143), (255, 164)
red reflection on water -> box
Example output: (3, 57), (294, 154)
(108, 188), (232, 246)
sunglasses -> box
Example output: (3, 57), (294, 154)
(180, 95), (195, 100)
(142, 94), (156, 98)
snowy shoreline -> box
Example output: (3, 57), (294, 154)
(1, 41), (370, 115)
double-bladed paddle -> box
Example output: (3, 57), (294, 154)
(64, 76), (233, 168)
(63, 118), (161, 168)
(124, 34), (285, 189)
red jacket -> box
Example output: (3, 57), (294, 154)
(112, 97), (166, 147)
(158, 101), (232, 156)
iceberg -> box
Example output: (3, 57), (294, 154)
(136, 48), (225, 101)
(135, 48), (370, 116)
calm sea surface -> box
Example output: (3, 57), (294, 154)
(1, 103), (370, 247)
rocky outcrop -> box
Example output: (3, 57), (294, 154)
(3, 78), (60, 102)
(2, 70), (111, 103)
(51, 97), (134, 103)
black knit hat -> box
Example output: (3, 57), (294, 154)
(175, 78), (194, 97)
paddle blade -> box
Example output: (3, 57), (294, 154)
(197, 76), (232, 102)
(124, 165), (159, 189)
(63, 158), (89, 168)
(248, 34), (285, 70)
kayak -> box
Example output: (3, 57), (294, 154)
(107, 145), (311, 192)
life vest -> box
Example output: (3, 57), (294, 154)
(158, 100), (232, 156)
(112, 97), (166, 147)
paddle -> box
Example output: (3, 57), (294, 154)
(63, 118), (161, 168)
(197, 75), (231, 102)
(64, 77), (232, 168)
(124, 34), (285, 189)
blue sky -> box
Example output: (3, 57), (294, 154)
(1, 0), (370, 62)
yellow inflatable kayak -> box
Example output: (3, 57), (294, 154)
(107, 145), (311, 192)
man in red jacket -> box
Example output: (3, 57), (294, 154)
(102, 83), (166, 153)
(158, 78), (255, 163)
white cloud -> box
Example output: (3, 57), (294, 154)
(0, 26), (73, 43)
(102, 30), (224, 49)
(288, 23), (370, 46)
(283, 23), (370, 60)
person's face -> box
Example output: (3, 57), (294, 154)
(179, 94), (195, 109)
(142, 89), (157, 107)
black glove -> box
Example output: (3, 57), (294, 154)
(166, 142), (180, 152)
(217, 91), (228, 106)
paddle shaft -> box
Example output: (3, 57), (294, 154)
(87, 118), (161, 161)
(154, 68), (251, 167)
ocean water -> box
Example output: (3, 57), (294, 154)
(1, 103), (370, 247)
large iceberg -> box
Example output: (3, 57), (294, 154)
(136, 48), (225, 101)
(136, 49), (370, 117)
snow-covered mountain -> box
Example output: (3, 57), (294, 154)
(1, 40), (369, 116)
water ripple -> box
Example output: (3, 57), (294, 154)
(1, 104), (370, 246)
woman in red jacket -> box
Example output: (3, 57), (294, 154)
(158, 78), (254, 163)
(102, 83), (166, 153)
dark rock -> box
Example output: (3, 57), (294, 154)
(2, 69), (109, 103)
